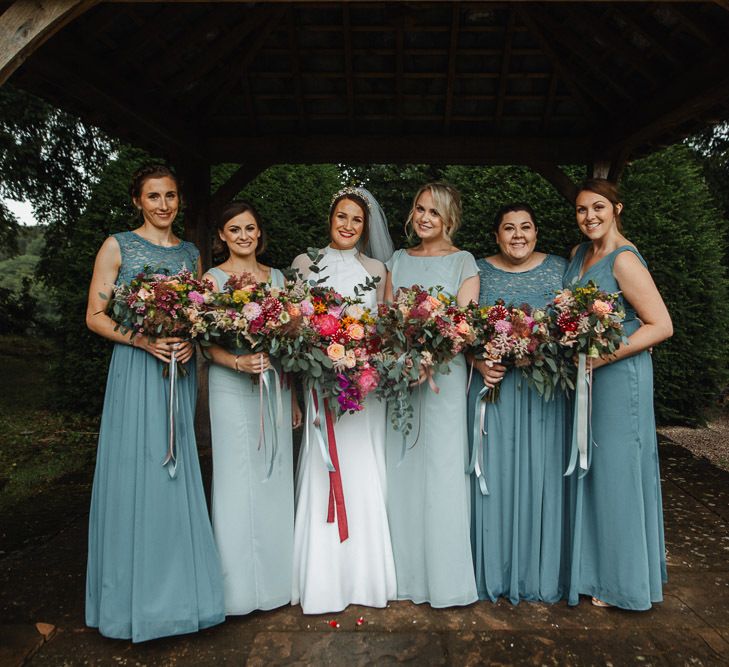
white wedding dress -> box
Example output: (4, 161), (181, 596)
(291, 246), (397, 614)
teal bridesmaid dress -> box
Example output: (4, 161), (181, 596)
(385, 249), (479, 607)
(86, 231), (225, 642)
(468, 254), (568, 604)
(206, 267), (294, 615)
(563, 243), (667, 610)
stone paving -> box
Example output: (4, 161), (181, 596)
(1, 439), (728, 666)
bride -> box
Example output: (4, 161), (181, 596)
(291, 187), (396, 614)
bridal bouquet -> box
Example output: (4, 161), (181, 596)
(373, 285), (475, 434)
(545, 280), (626, 389)
(466, 300), (555, 401)
(278, 284), (380, 414)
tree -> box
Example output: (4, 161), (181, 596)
(0, 85), (112, 256)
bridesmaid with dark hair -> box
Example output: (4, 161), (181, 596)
(205, 200), (301, 616)
(85, 164), (224, 642)
(564, 178), (672, 610)
(467, 203), (568, 605)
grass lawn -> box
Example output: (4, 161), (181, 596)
(0, 335), (99, 517)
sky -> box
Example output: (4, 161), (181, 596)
(4, 199), (37, 226)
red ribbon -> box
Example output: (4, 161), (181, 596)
(312, 391), (349, 542)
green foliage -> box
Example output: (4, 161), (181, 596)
(0, 278), (36, 334)
(0, 84), (112, 254)
(237, 164), (344, 269)
(620, 144), (729, 424)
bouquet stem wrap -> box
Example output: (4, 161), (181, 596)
(468, 384), (490, 496)
(565, 353), (593, 477)
(162, 350), (179, 479)
(258, 356), (284, 481)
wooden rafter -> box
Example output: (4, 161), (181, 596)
(522, 4), (633, 102)
(606, 51), (729, 154)
(606, 5), (681, 68)
(495, 9), (515, 129)
(514, 7), (598, 121)
(202, 6), (286, 117)
(560, 4), (658, 87)
(0, 0), (98, 85)
(395, 15), (404, 130)
(205, 134), (591, 166)
(210, 161), (271, 212)
(287, 5), (306, 133)
(343, 3), (354, 133)
(541, 70), (558, 131)
(30, 54), (200, 158)
(443, 1), (459, 134)
(528, 163), (578, 204)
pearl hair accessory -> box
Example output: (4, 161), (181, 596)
(330, 186), (372, 212)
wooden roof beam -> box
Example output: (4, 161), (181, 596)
(605, 52), (729, 155)
(202, 6), (286, 117)
(343, 3), (354, 133)
(606, 5), (681, 68)
(0, 0), (98, 85)
(514, 7), (598, 121)
(521, 4), (633, 102)
(287, 5), (306, 133)
(210, 161), (270, 212)
(206, 135), (591, 166)
(443, 1), (460, 134)
(528, 163), (578, 204)
(560, 4), (658, 87)
(30, 55), (202, 159)
(495, 9), (515, 129)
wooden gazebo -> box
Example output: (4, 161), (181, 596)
(3, 0), (729, 261)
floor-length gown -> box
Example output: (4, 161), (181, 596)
(86, 231), (224, 643)
(563, 243), (666, 610)
(207, 267), (294, 615)
(467, 254), (568, 604)
(292, 246), (396, 614)
(385, 249), (478, 607)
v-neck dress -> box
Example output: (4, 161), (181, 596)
(562, 242), (666, 610)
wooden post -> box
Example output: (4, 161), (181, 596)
(177, 159), (212, 451)
(528, 162), (578, 204)
(0, 0), (98, 85)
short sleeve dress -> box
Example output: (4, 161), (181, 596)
(467, 254), (568, 604)
(85, 231), (224, 642)
(385, 249), (479, 607)
(563, 243), (666, 610)
(206, 266), (294, 615)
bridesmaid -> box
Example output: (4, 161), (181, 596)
(291, 187), (397, 614)
(85, 164), (224, 642)
(385, 182), (479, 607)
(205, 201), (301, 616)
(467, 203), (568, 604)
(564, 179), (672, 610)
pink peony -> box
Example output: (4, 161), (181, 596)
(356, 367), (380, 395)
(313, 313), (340, 337)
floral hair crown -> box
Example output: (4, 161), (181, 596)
(330, 186), (371, 212)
